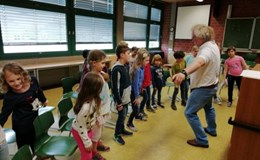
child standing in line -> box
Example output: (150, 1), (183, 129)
(129, 46), (138, 68)
(127, 48), (150, 132)
(184, 45), (199, 100)
(111, 41), (132, 145)
(223, 46), (248, 107)
(171, 51), (187, 110)
(138, 56), (154, 119)
(71, 72), (104, 160)
(0, 62), (48, 153)
(151, 55), (165, 109)
(87, 49), (112, 160)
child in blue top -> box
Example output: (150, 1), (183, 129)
(151, 55), (165, 108)
(127, 48), (150, 132)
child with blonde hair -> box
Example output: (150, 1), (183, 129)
(0, 62), (48, 153)
(127, 48), (150, 131)
(151, 55), (165, 108)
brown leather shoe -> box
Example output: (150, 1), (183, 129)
(187, 139), (209, 148)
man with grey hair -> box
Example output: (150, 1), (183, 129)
(172, 24), (220, 148)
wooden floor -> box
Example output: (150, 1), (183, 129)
(1, 84), (238, 160)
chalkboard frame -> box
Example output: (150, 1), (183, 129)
(251, 17), (260, 50)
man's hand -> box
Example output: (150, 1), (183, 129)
(172, 73), (185, 85)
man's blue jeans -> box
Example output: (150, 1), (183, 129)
(185, 85), (217, 145)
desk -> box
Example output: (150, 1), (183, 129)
(0, 55), (113, 88)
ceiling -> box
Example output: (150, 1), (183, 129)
(162, 0), (197, 3)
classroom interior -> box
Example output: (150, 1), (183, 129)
(0, 0), (260, 160)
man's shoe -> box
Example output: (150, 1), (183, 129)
(187, 139), (209, 148)
(171, 105), (177, 110)
(121, 130), (133, 136)
(113, 135), (125, 145)
(204, 128), (217, 137)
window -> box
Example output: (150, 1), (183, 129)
(75, 0), (113, 14)
(75, 16), (113, 50)
(123, 1), (162, 49)
(74, 0), (114, 50)
(151, 8), (161, 22)
(124, 22), (146, 47)
(124, 1), (147, 19)
(149, 24), (160, 48)
(0, 5), (67, 53)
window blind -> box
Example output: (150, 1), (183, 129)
(75, 0), (113, 14)
(149, 24), (160, 48)
(124, 21), (146, 47)
(124, 1), (147, 19)
(151, 8), (161, 22)
(30, 0), (66, 6)
(75, 15), (113, 50)
(0, 5), (67, 53)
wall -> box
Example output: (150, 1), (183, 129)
(161, 0), (260, 54)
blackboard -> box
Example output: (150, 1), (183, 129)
(223, 18), (254, 49)
(251, 18), (260, 50)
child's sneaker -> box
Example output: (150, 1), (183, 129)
(157, 103), (165, 108)
(152, 104), (157, 109)
(92, 152), (106, 160)
(214, 97), (222, 105)
(147, 107), (156, 113)
(127, 124), (138, 132)
(227, 102), (232, 107)
(113, 135), (125, 145)
(121, 130), (133, 136)
(171, 105), (177, 110)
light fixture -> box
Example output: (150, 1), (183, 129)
(196, 0), (204, 2)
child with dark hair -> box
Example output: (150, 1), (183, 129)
(223, 46), (248, 107)
(129, 46), (138, 68)
(171, 51), (187, 110)
(111, 41), (132, 145)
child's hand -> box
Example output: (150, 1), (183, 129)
(42, 100), (48, 107)
(153, 87), (157, 91)
(133, 98), (139, 106)
(116, 104), (123, 111)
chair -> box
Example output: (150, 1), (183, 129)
(163, 70), (174, 96)
(244, 53), (257, 68)
(3, 128), (16, 144)
(33, 111), (77, 158)
(38, 106), (55, 115)
(163, 69), (180, 102)
(12, 145), (33, 160)
(57, 97), (74, 135)
(61, 76), (78, 99)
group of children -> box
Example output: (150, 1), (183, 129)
(0, 39), (247, 159)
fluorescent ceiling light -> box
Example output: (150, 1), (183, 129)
(197, 0), (204, 2)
